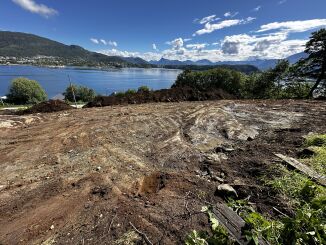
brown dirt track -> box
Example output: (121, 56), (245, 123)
(0, 100), (325, 244)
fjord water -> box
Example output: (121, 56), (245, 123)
(0, 65), (181, 98)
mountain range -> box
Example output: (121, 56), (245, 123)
(0, 31), (307, 70)
(149, 52), (308, 71)
(0, 31), (135, 67)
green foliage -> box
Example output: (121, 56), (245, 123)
(294, 28), (326, 97)
(173, 68), (246, 97)
(242, 60), (291, 99)
(64, 84), (96, 102)
(115, 91), (126, 97)
(138, 86), (150, 93)
(125, 89), (137, 95)
(227, 199), (283, 244)
(185, 206), (234, 245)
(265, 161), (326, 244)
(7, 77), (47, 104)
(302, 134), (326, 175)
(280, 81), (312, 99)
(305, 134), (326, 147)
(242, 212), (281, 245)
(280, 197), (326, 244)
(173, 60), (311, 99)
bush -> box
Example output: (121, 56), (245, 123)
(173, 68), (246, 97)
(125, 89), (137, 95)
(64, 84), (96, 102)
(7, 77), (47, 104)
(138, 86), (150, 93)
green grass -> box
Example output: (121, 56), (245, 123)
(301, 134), (326, 175)
(305, 134), (326, 147)
(186, 134), (326, 245)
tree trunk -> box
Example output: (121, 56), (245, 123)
(308, 57), (326, 98)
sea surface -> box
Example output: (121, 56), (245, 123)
(0, 65), (181, 98)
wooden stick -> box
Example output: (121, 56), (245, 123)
(274, 153), (326, 187)
(129, 222), (153, 245)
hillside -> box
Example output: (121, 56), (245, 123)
(151, 52), (307, 70)
(162, 64), (259, 74)
(0, 31), (131, 67)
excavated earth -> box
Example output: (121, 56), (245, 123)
(0, 100), (326, 244)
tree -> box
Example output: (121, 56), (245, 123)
(172, 68), (246, 97)
(7, 77), (47, 104)
(297, 29), (326, 97)
(64, 84), (96, 102)
(242, 60), (290, 99)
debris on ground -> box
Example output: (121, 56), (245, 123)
(21, 100), (73, 114)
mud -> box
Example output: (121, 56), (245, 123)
(21, 100), (73, 114)
(0, 100), (325, 244)
(85, 87), (234, 108)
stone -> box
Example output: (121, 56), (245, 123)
(216, 184), (237, 197)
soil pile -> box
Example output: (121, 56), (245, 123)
(22, 100), (73, 114)
(85, 87), (234, 107)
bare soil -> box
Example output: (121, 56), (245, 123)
(85, 87), (234, 107)
(21, 100), (73, 114)
(0, 100), (325, 244)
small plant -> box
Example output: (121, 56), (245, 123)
(280, 199), (326, 244)
(64, 84), (96, 102)
(302, 134), (326, 175)
(138, 86), (150, 93)
(227, 198), (283, 244)
(305, 134), (326, 147)
(185, 206), (234, 245)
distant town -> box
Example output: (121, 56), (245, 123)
(0, 55), (127, 68)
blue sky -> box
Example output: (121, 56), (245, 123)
(1, 0), (326, 61)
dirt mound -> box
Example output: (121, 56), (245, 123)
(85, 87), (234, 107)
(22, 100), (73, 114)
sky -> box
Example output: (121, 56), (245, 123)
(1, 0), (326, 62)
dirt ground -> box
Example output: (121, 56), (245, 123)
(0, 100), (325, 244)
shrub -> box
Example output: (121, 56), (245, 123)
(7, 77), (47, 104)
(173, 68), (246, 97)
(125, 89), (137, 95)
(64, 84), (96, 102)
(138, 86), (150, 93)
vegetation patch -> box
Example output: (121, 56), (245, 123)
(302, 134), (326, 175)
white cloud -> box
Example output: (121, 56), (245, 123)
(278, 0), (287, 5)
(152, 43), (158, 51)
(90, 38), (99, 44)
(224, 12), (231, 17)
(166, 38), (184, 50)
(218, 32), (306, 60)
(186, 43), (209, 50)
(99, 18), (320, 63)
(193, 17), (255, 36)
(99, 49), (161, 61)
(197, 15), (219, 24)
(108, 41), (118, 47)
(12, 0), (58, 17)
(224, 12), (239, 18)
(253, 6), (261, 12)
(100, 39), (107, 45)
(257, 19), (326, 33)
